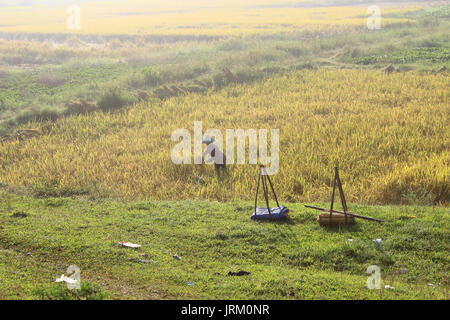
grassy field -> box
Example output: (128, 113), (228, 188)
(0, 0), (448, 300)
(0, 190), (448, 300)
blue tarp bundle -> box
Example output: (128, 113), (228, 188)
(251, 206), (289, 220)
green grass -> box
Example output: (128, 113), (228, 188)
(32, 282), (107, 300)
(0, 190), (448, 300)
(355, 47), (450, 65)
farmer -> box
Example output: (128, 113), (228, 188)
(202, 136), (227, 176)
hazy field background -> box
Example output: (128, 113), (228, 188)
(0, 0), (418, 35)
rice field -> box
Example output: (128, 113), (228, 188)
(0, 0), (418, 35)
(0, 69), (448, 205)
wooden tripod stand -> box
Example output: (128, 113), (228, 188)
(305, 167), (384, 225)
(329, 166), (350, 225)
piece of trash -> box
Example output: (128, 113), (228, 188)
(251, 206), (289, 221)
(119, 241), (141, 249)
(12, 212), (28, 218)
(55, 275), (77, 285)
(348, 239), (354, 242)
(187, 282), (194, 287)
(173, 255), (182, 261)
(24, 252), (33, 257)
(385, 285), (395, 290)
(374, 239), (383, 245)
(428, 283), (436, 288)
(138, 259), (151, 264)
(400, 268), (408, 274)
(228, 271), (251, 277)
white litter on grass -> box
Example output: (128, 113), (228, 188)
(428, 283), (436, 288)
(374, 239), (383, 245)
(385, 285), (395, 290)
(55, 275), (77, 285)
(187, 282), (194, 287)
(348, 239), (354, 242)
(173, 255), (182, 261)
(119, 241), (141, 249)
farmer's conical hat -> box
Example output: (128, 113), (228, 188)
(202, 136), (215, 145)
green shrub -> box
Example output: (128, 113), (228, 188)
(97, 88), (137, 112)
(186, 84), (207, 94)
(420, 40), (442, 48)
(176, 64), (210, 82)
(38, 72), (67, 88)
(420, 17), (440, 28)
(235, 67), (260, 83)
(277, 45), (308, 58)
(155, 64), (210, 84)
(65, 99), (98, 115)
(294, 62), (317, 70)
(355, 48), (450, 65)
(212, 70), (229, 88)
(15, 106), (62, 125)
(127, 72), (146, 89)
(142, 67), (162, 87)
(351, 48), (362, 58)
(219, 39), (248, 51)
